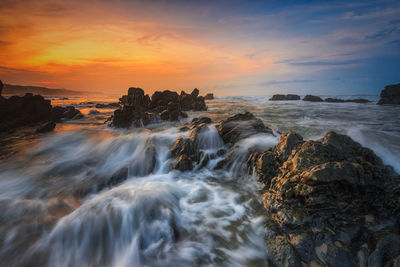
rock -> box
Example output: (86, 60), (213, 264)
(270, 94), (300, 101)
(303, 95), (323, 102)
(171, 137), (197, 171)
(36, 121), (56, 133)
(217, 112), (273, 146)
(0, 93), (52, 132)
(204, 93), (214, 100)
(0, 80), (3, 97)
(247, 131), (399, 266)
(377, 83), (400, 105)
(111, 87), (207, 128)
(89, 109), (100, 115)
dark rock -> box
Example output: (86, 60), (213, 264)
(111, 87), (207, 128)
(0, 80), (3, 96)
(204, 93), (214, 100)
(36, 121), (56, 133)
(377, 83), (400, 105)
(303, 95), (323, 102)
(217, 112), (273, 146)
(325, 98), (345, 103)
(89, 109), (100, 115)
(247, 131), (399, 266)
(270, 94), (300, 101)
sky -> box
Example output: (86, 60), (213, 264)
(0, 0), (399, 96)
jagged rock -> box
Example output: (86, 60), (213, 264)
(303, 95), (323, 102)
(171, 137), (197, 171)
(111, 87), (207, 128)
(205, 93), (214, 100)
(36, 121), (56, 133)
(247, 131), (400, 266)
(377, 83), (400, 105)
(270, 94), (300, 101)
(217, 112), (273, 146)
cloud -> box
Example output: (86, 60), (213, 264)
(257, 79), (312, 86)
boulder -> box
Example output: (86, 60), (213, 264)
(247, 131), (400, 266)
(377, 83), (400, 105)
(36, 121), (56, 133)
(217, 112), (273, 146)
(111, 87), (207, 128)
(303, 95), (323, 102)
(204, 93), (214, 100)
(270, 94), (300, 101)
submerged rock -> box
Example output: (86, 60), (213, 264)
(377, 83), (400, 105)
(217, 112), (273, 146)
(247, 131), (400, 266)
(270, 94), (300, 101)
(111, 87), (208, 128)
(36, 121), (56, 133)
(303, 95), (323, 102)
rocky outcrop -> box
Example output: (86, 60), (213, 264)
(171, 117), (214, 171)
(36, 121), (56, 133)
(325, 98), (370, 103)
(217, 112), (273, 146)
(204, 93), (214, 100)
(111, 87), (207, 128)
(377, 83), (400, 105)
(0, 80), (3, 97)
(270, 94), (300, 101)
(0, 93), (83, 132)
(303, 95), (323, 102)
(247, 131), (400, 266)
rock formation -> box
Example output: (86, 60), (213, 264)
(111, 87), (208, 128)
(217, 112), (273, 146)
(303, 95), (323, 102)
(0, 80), (3, 97)
(0, 93), (83, 132)
(377, 83), (400, 105)
(270, 94), (300, 101)
(247, 131), (400, 266)
(204, 93), (214, 100)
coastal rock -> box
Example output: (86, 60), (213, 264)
(36, 121), (56, 133)
(303, 95), (323, 102)
(0, 80), (3, 97)
(247, 131), (400, 266)
(217, 112), (273, 146)
(377, 83), (400, 105)
(111, 87), (207, 128)
(95, 103), (120, 109)
(204, 93), (214, 100)
(270, 94), (300, 101)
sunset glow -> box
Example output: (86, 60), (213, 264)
(1, 0), (399, 95)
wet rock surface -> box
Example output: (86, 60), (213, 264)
(111, 87), (207, 128)
(247, 131), (400, 266)
(217, 112), (273, 146)
(0, 93), (84, 132)
(303, 95), (323, 102)
(377, 83), (400, 105)
(204, 93), (214, 100)
(270, 94), (300, 101)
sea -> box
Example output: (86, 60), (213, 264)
(0, 94), (399, 266)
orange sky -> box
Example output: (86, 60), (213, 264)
(1, 1), (399, 96)
(0, 0), (279, 95)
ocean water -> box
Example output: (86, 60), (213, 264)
(0, 95), (399, 266)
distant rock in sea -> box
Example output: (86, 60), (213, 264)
(247, 130), (400, 266)
(303, 94), (323, 102)
(1, 82), (94, 96)
(111, 87), (208, 128)
(270, 94), (300, 101)
(377, 83), (400, 105)
(204, 93), (214, 100)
